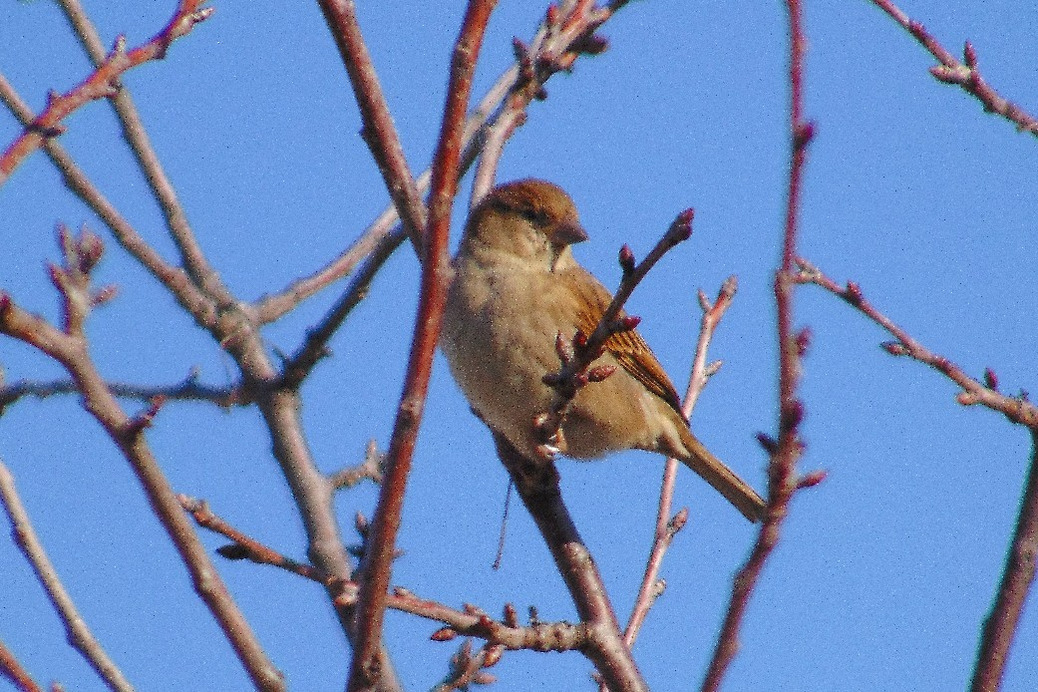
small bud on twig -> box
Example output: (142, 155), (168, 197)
(216, 544), (250, 560)
(984, 368), (999, 391)
(796, 470), (827, 489)
(881, 341), (910, 357)
(756, 432), (779, 456)
(585, 364), (616, 383)
(618, 244), (636, 275)
(431, 627), (457, 642)
(481, 644), (505, 668)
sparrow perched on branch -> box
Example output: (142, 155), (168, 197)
(440, 179), (765, 522)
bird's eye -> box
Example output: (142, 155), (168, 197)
(519, 207), (550, 226)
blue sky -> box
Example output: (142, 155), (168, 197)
(1, 1), (1036, 690)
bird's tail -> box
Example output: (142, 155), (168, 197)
(678, 429), (766, 523)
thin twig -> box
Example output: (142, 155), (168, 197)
(255, 0), (634, 327)
(620, 277), (738, 654)
(793, 258), (1038, 429)
(346, 3), (498, 690)
(55, 0), (229, 300)
(0, 75), (219, 329)
(792, 259), (1038, 689)
(0, 373), (241, 413)
(0, 640), (43, 692)
(181, 494), (589, 652)
(0, 461), (133, 692)
(537, 209), (695, 456)
(317, 0), (427, 252)
(702, 0), (815, 687)
(0, 1), (213, 186)
(470, 0), (615, 202)
(0, 251), (284, 692)
(870, 0), (1038, 135)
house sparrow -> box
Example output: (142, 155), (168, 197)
(441, 179), (765, 522)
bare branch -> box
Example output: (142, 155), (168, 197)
(493, 432), (648, 692)
(0, 372), (241, 413)
(870, 0), (1038, 135)
(537, 209), (695, 456)
(794, 258), (1038, 429)
(255, 0), (638, 326)
(703, 1), (815, 687)
(0, 640), (43, 692)
(0, 1), (213, 186)
(182, 494), (589, 653)
(0, 461), (133, 692)
(347, 3), (498, 689)
(792, 258), (1038, 688)
(0, 255), (283, 692)
(973, 432), (1038, 690)
(0, 76), (219, 329)
(55, 0), (229, 300)
(620, 277), (738, 655)
(317, 0), (427, 252)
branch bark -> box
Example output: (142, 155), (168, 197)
(346, 2), (498, 689)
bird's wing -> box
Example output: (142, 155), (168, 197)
(563, 267), (686, 418)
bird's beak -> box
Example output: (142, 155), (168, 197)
(553, 221), (588, 246)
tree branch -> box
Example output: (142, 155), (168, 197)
(0, 1), (213, 186)
(0, 241), (284, 691)
(792, 258), (1038, 689)
(0, 460), (132, 692)
(317, 0), (427, 252)
(973, 431), (1038, 691)
(346, 2), (498, 689)
(619, 277), (738, 655)
(493, 433), (648, 692)
(703, 0), (815, 686)
(870, 0), (1038, 135)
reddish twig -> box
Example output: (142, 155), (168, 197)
(0, 1), (213, 186)
(0, 75), (220, 330)
(793, 258), (1038, 689)
(181, 494), (590, 653)
(254, 0), (640, 336)
(973, 432), (1038, 691)
(346, 3), (498, 690)
(619, 277), (738, 655)
(0, 640), (43, 692)
(471, 0), (616, 202)
(794, 259), (1038, 429)
(537, 209), (694, 457)
(0, 461), (133, 692)
(702, 1), (815, 688)
(870, 0), (1038, 136)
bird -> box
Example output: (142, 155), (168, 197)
(440, 179), (765, 522)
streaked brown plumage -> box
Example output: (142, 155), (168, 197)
(441, 179), (765, 522)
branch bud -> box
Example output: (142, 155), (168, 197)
(618, 244), (636, 275)
(984, 367), (999, 391)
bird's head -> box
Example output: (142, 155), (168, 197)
(462, 179), (589, 272)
